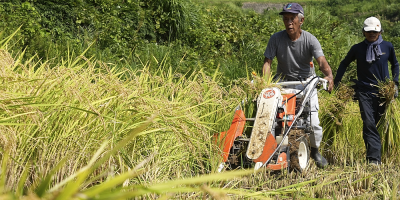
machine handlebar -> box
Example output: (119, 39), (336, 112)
(276, 77), (328, 91)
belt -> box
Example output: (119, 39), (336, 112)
(283, 78), (306, 81)
(274, 74), (312, 82)
(281, 76), (310, 81)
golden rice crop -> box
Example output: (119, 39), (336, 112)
(235, 72), (279, 101)
(1, 45), (400, 199)
(319, 83), (358, 158)
(377, 79), (400, 162)
(0, 47), (246, 196)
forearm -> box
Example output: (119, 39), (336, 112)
(335, 48), (355, 85)
(318, 57), (333, 79)
(392, 63), (399, 85)
(390, 48), (399, 84)
(334, 61), (348, 85)
(263, 57), (272, 77)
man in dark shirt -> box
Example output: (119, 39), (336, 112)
(334, 17), (399, 165)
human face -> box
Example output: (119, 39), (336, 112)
(283, 13), (303, 37)
(364, 31), (381, 42)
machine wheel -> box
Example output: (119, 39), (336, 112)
(288, 130), (310, 173)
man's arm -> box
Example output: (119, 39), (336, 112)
(389, 45), (399, 98)
(389, 44), (399, 85)
(334, 46), (356, 87)
(316, 56), (334, 92)
(263, 57), (272, 78)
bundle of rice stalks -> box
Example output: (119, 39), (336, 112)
(378, 79), (396, 105)
(319, 83), (357, 160)
(335, 82), (356, 102)
(377, 79), (400, 162)
(320, 83), (355, 127)
(235, 72), (279, 101)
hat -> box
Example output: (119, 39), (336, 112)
(363, 17), (381, 32)
(279, 3), (304, 15)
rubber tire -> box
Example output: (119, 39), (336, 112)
(288, 131), (310, 173)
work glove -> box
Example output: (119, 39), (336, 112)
(395, 84), (398, 98)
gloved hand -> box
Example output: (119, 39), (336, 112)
(395, 84), (398, 98)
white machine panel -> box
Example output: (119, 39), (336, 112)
(246, 87), (282, 160)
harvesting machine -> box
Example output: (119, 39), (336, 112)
(216, 76), (328, 173)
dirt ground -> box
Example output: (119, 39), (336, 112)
(241, 2), (284, 14)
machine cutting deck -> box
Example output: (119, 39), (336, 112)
(216, 77), (327, 173)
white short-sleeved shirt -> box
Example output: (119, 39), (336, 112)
(264, 30), (324, 80)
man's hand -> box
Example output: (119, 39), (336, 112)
(323, 76), (334, 92)
(316, 56), (334, 92)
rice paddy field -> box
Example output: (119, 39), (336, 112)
(1, 0), (400, 199)
(1, 41), (400, 200)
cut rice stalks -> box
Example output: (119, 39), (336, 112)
(320, 83), (355, 140)
(377, 79), (400, 162)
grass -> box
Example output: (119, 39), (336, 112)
(192, 0), (327, 3)
(1, 1), (400, 199)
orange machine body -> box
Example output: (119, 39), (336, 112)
(277, 94), (296, 126)
(216, 110), (246, 162)
(266, 152), (288, 170)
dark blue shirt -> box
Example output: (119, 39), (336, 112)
(334, 40), (399, 92)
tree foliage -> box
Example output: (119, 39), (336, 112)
(0, 0), (400, 84)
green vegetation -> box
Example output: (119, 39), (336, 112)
(1, 0), (400, 199)
(193, 0), (325, 3)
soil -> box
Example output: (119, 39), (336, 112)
(241, 2), (285, 14)
(288, 129), (310, 173)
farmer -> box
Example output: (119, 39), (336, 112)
(262, 3), (334, 168)
(334, 17), (399, 165)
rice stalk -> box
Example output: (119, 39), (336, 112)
(235, 72), (278, 101)
(319, 83), (362, 164)
(0, 45), (249, 198)
(319, 83), (354, 133)
(1, 29), (400, 198)
(377, 79), (400, 162)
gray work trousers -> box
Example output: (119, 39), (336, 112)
(294, 85), (322, 148)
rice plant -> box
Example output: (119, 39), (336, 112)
(0, 45), (248, 198)
(319, 83), (357, 152)
(377, 79), (400, 162)
(1, 35), (400, 199)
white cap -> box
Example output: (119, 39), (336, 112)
(363, 17), (381, 32)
